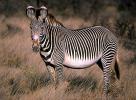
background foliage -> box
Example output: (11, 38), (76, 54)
(0, 0), (136, 49)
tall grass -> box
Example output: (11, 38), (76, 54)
(0, 16), (136, 100)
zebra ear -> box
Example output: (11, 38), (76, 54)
(39, 6), (48, 20)
(26, 6), (36, 19)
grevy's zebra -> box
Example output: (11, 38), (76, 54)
(26, 6), (120, 96)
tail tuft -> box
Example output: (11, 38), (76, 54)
(114, 58), (120, 79)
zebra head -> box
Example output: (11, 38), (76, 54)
(26, 6), (48, 52)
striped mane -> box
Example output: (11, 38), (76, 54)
(45, 14), (63, 27)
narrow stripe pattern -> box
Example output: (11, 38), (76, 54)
(29, 14), (119, 96)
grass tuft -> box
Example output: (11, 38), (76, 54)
(67, 76), (97, 92)
(2, 52), (22, 68)
(24, 68), (50, 92)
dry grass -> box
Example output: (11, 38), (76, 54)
(0, 15), (136, 100)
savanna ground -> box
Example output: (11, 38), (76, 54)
(0, 1), (136, 100)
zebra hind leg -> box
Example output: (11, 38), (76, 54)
(101, 57), (113, 98)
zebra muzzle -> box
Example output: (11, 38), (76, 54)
(32, 46), (39, 52)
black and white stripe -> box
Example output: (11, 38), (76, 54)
(39, 19), (120, 93)
(26, 6), (120, 97)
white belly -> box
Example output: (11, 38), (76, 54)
(63, 54), (102, 68)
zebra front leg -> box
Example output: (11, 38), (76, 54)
(55, 64), (69, 89)
(46, 65), (56, 83)
(55, 64), (64, 85)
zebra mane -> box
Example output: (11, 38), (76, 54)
(45, 14), (63, 27)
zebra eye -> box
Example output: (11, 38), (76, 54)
(39, 34), (43, 41)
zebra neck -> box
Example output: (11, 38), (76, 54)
(45, 16), (63, 27)
(40, 31), (54, 62)
(40, 32), (54, 52)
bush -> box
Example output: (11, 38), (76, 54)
(117, 0), (136, 16)
(115, 12), (136, 51)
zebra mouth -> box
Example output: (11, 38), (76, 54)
(32, 46), (39, 53)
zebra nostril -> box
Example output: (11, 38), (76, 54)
(32, 35), (39, 40)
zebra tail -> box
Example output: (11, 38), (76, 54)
(114, 55), (120, 79)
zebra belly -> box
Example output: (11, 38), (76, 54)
(63, 54), (102, 68)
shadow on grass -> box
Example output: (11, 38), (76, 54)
(66, 76), (97, 93)
(10, 73), (51, 96)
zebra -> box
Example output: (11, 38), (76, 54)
(26, 6), (120, 97)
